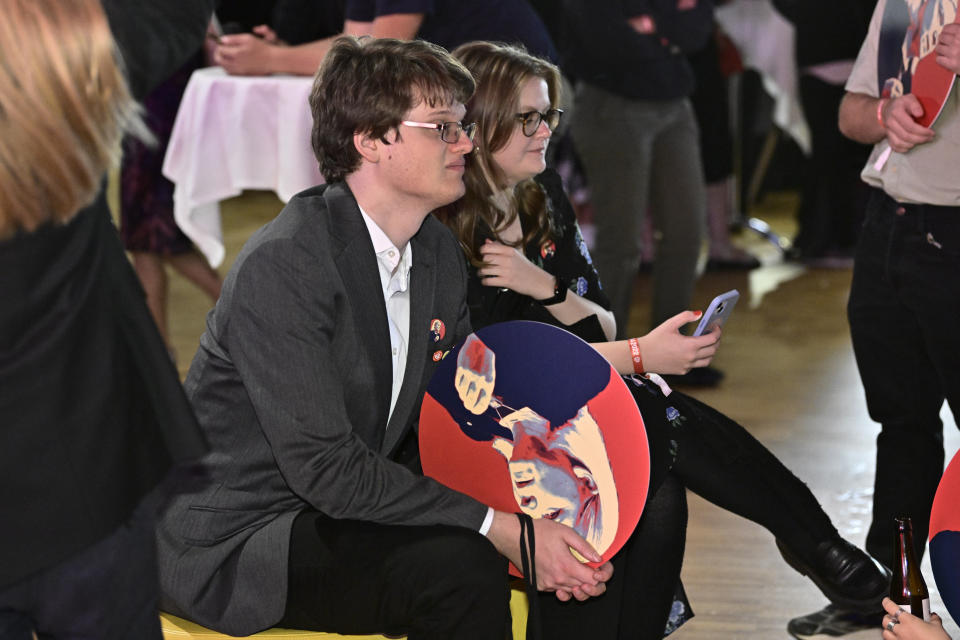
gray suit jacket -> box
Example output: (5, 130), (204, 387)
(157, 182), (486, 635)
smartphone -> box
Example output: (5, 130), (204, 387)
(693, 289), (739, 336)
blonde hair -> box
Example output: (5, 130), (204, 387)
(0, 0), (148, 240)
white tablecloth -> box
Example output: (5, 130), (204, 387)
(716, 0), (811, 154)
(163, 67), (323, 267)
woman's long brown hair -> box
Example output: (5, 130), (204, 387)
(0, 0), (148, 240)
(437, 41), (562, 267)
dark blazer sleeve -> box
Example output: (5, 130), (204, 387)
(101, 0), (215, 99)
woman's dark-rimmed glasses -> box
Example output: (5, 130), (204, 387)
(515, 108), (563, 137)
(399, 120), (478, 143)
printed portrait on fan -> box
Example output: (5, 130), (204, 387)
(879, 0), (957, 97)
(420, 321), (650, 569)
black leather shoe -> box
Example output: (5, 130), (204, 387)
(777, 538), (891, 613)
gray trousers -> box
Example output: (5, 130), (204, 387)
(571, 83), (706, 335)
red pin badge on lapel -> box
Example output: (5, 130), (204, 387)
(429, 318), (445, 343)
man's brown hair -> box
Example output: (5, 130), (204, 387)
(310, 36), (475, 183)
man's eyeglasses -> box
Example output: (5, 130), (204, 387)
(515, 109), (563, 137)
(399, 120), (477, 144)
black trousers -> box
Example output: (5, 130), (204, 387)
(280, 511), (510, 640)
(671, 391), (839, 559)
(631, 376), (839, 565)
(0, 498), (162, 640)
(537, 475), (689, 640)
(794, 75), (871, 256)
(849, 188), (960, 568)
(534, 380), (841, 640)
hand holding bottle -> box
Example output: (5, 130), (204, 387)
(882, 597), (952, 640)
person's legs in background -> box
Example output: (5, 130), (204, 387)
(790, 75), (870, 264)
(166, 252), (222, 302)
(646, 99), (726, 387)
(688, 29), (759, 271)
(132, 251), (171, 340)
(849, 193), (960, 569)
(131, 250), (221, 348)
(120, 52), (221, 352)
(646, 99), (707, 330)
(788, 191), (960, 638)
(571, 83), (656, 338)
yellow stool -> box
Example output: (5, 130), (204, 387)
(161, 588), (528, 640)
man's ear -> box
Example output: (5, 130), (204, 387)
(353, 131), (381, 163)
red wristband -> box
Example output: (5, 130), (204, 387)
(627, 338), (644, 375)
(876, 98), (888, 129)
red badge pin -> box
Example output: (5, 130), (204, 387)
(432, 350), (443, 362)
(540, 241), (556, 259)
(429, 318), (446, 343)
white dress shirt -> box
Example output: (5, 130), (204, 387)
(358, 207), (494, 536)
(359, 207), (411, 423)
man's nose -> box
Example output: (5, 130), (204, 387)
(452, 130), (474, 154)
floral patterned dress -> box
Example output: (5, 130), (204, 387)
(462, 168), (694, 635)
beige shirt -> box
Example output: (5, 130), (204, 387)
(846, 0), (960, 205)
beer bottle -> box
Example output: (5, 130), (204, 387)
(889, 516), (931, 621)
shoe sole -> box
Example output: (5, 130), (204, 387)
(776, 540), (886, 613)
(789, 626), (881, 640)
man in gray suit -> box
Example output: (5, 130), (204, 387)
(157, 36), (612, 639)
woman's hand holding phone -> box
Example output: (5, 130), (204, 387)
(635, 310), (721, 375)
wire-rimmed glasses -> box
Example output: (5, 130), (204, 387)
(399, 120), (478, 143)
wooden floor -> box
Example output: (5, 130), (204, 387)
(156, 188), (959, 639)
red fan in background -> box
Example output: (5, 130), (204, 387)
(878, 0), (959, 127)
(929, 447), (960, 626)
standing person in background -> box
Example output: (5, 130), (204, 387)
(788, 1), (960, 637)
(561, 0), (723, 386)
(772, 0), (875, 265)
(0, 0), (211, 638)
(687, 20), (761, 271)
(213, 0), (556, 77)
(120, 50), (222, 354)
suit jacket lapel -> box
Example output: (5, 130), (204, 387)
(324, 184), (393, 451)
(381, 230), (436, 456)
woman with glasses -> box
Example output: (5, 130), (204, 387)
(436, 40), (890, 639)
